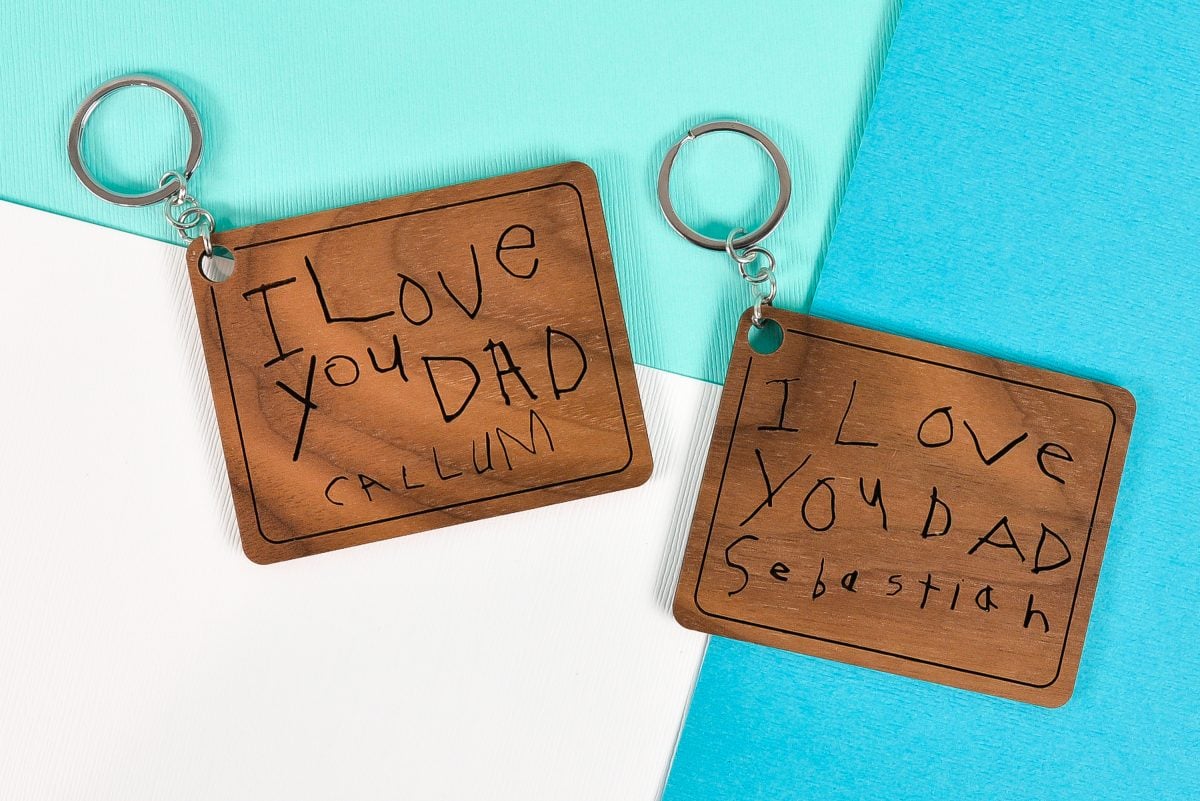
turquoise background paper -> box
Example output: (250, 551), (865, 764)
(665, 2), (1200, 799)
(0, 0), (896, 383)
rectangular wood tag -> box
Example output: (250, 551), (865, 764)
(674, 309), (1134, 705)
(185, 163), (651, 563)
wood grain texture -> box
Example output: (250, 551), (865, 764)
(184, 162), (650, 563)
(674, 309), (1133, 706)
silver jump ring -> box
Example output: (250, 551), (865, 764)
(160, 170), (190, 205)
(724, 228), (759, 265)
(67, 75), (203, 207)
(752, 296), (773, 328)
(657, 120), (792, 251)
(168, 206), (215, 238)
(760, 275), (778, 305)
(737, 246), (777, 284)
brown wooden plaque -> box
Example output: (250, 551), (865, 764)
(185, 162), (651, 563)
(674, 309), (1134, 705)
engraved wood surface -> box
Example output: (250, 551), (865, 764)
(185, 162), (651, 563)
(674, 309), (1134, 706)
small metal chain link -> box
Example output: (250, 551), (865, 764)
(725, 228), (778, 327)
(160, 170), (215, 259)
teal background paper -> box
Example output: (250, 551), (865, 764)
(665, 2), (1200, 800)
(0, 0), (897, 383)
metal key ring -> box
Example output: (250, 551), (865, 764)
(67, 75), (203, 207)
(657, 120), (792, 251)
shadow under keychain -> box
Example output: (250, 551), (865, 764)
(659, 121), (1133, 706)
(69, 75), (651, 564)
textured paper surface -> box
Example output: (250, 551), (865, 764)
(0, 201), (713, 801)
(0, 0), (896, 384)
(667, 3), (1200, 799)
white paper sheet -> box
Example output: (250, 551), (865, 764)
(0, 200), (716, 801)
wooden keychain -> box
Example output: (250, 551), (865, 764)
(660, 120), (1133, 706)
(68, 75), (652, 564)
